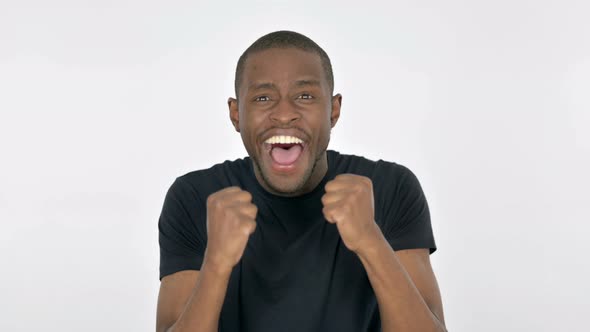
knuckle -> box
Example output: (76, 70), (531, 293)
(214, 198), (225, 208)
(352, 184), (363, 194)
(242, 222), (256, 235)
(206, 193), (215, 205)
(248, 221), (257, 230)
(242, 191), (253, 201)
(207, 194), (220, 208)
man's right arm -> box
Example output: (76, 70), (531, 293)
(156, 186), (257, 332)
(156, 260), (232, 332)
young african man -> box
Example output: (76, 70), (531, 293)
(156, 30), (447, 332)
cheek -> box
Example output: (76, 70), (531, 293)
(321, 111), (333, 134)
(238, 109), (255, 133)
(239, 111), (263, 147)
(313, 121), (332, 150)
(238, 109), (248, 131)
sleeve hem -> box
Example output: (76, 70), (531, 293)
(159, 255), (204, 280)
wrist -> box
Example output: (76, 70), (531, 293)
(202, 252), (234, 277)
(353, 222), (387, 259)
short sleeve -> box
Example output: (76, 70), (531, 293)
(158, 177), (208, 280)
(376, 163), (437, 254)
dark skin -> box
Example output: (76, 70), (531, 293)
(232, 48), (341, 197)
(156, 48), (446, 332)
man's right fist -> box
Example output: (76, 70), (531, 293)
(203, 187), (258, 274)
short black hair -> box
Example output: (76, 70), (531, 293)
(234, 30), (334, 98)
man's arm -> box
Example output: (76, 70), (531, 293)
(322, 174), (445, 332)
(157, 186), (258, 332)
(357, 232), (446, 332)
(156, 260), (232, 332)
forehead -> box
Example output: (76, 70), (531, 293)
(241, 48), (327, 92)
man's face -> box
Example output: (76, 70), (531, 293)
(229, 48), (341, 196)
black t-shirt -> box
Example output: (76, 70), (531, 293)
(158, 150), (436, 332)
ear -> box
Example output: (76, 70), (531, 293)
(228, 97), (240, 132)
(330, 94), (342, 128)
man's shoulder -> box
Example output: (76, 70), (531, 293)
(171, 156), (252, 198)
(178, 156), (249, 179)
(329, 150), (410, 179)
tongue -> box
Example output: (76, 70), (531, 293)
(271, 145), (303, 165)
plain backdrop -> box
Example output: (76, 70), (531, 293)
(1, 0), (589, 331)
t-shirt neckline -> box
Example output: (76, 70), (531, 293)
(245, 150), (336, 202)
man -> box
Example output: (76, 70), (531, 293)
(156, 30), (446, 332)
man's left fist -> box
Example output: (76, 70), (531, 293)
(322, 174), (382, 253)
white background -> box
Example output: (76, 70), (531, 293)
(1, 0), (589, 331)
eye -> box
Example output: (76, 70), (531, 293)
(254, 95), (270, 102)
(297, 93), (313, 100)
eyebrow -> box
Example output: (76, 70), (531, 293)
(247, 79), (321, 92)
(248, 82), (277, 91)
(294, 79), (321, 88)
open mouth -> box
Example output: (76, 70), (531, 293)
(263, 135), (306, 170)
(270, 143), (303, 165)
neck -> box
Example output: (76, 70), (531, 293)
(253, 152), (328, 197)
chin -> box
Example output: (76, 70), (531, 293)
(256, 159), (315, 196)
(262, 168), (308, 195)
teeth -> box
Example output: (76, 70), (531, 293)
(264, 135), (304, 144)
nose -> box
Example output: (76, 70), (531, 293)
(269, 99), (300, 125)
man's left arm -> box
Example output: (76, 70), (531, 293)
(357, 235), (446, 332)
(322, 174), (446, 332)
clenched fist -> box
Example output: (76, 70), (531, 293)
(322, 174), (382, 254)
(204, 187), (257, 275)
